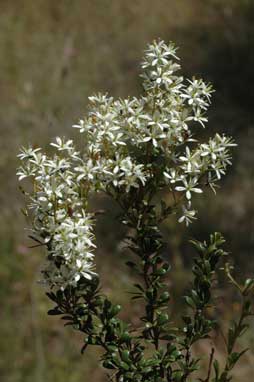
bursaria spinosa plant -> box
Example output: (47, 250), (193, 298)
(18, 40), (253, 382)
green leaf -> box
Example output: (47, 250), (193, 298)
(48, 308), (62, 315)
(157, 313), (169, 325)
(184, 296), (196, 309)
(213, 359), (220, 379)
(120, 350), (131, 364)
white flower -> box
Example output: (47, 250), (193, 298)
(211, 162), (226, 180)
(201, 141), (225, 161)
(17, 164), (36, 180)
(17, 146), (41, 160)
(164, 169), (179, 184)
(75, 159), (99, 181)
(178, 205), (197, 226)
(175, 177), (203, 200)
(192, 109), (208, 128)
(50, 137), (74, 151)
(179, 147), (200, 173)
(182, 78), (213, 112)
(73, 119), (85, 131)
(142, 40), (179, 69)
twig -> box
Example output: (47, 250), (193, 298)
(205, 347), (215, 382)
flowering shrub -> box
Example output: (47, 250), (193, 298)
(18, 40), (253, 382)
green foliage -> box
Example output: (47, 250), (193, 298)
(45, 208), (253, 382)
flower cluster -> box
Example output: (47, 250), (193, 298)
(17, 141), (97, 288)
(17, 40), (236, 289)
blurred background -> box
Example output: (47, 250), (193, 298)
(0, 0), (254, 381)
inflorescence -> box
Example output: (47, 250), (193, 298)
(17, 40), (236, 290)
